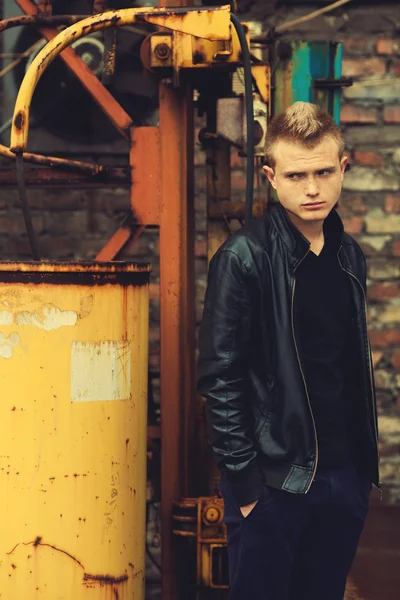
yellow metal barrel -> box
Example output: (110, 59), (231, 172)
(0, 261), (150, 600)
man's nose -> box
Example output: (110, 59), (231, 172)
(304, 179), (319, 197)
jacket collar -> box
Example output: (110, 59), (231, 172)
(268, 201), (344, 264)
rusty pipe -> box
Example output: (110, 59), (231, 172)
(0, 15), (87, 34)
(0, 143), (106, 175)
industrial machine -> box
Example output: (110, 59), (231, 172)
(0, 1), (350, 598)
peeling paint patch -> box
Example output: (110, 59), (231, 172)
(71, 341), (131, 402)
(15, 305), (77, 331)
(0, 332), (20, 359)
(0, 310), (13, 325)
(79, 295), (94, 320)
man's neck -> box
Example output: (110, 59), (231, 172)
(285, 209), (325, 254)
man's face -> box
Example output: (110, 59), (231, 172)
(263, 136), (348, 225)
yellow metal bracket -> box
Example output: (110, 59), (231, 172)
(148, 23), (250, 71)
(10, 5), (231, 153)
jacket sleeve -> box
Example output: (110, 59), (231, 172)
(197, 249), (264, 506)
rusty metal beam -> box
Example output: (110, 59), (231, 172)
(0, 167), (130, 188)
(0, 15), (86, 33)
(15, 0), (133, 140)
(159, 80), (196, 599)
(130, 127), (161, 226)
(95, 222), (134, 262)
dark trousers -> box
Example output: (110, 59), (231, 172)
(219, 464), (370, 600)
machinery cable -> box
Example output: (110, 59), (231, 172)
(230, 14), (254, 226)
(15, 154), (41, 261)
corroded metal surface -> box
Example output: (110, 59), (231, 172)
(10, 4), (231, 152)
(0, 261), (150, 599)
(0, 143), (109, 175)
(0, 167), (130, 188)
(0, 15), (86, 33)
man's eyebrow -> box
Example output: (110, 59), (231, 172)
(283, 166), (337, 176)
(315, 166), (336, 172)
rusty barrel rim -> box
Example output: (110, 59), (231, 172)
(0, 261), (151, 286)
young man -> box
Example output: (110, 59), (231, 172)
(197, 102), (380, 600)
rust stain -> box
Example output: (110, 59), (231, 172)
(83, 573), (128, 585)
(13, 111), (25, 132)
(192, 51), (205, 64)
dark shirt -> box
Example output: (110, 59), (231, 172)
(295, 230), (353, 469)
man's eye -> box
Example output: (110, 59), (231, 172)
(318, 170), (331, 177)
(288, 174), (300, 180)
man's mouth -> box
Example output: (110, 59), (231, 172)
(302, 202), (325, 208)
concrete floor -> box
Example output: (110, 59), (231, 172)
(345, 505), (400, 600)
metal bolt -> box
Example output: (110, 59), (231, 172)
(154, 43), (171, 61)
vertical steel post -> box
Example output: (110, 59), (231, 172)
(157, 0), (196, 580)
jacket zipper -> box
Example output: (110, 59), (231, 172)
(337, 247), (381, 492)
(291, 250), (319, 493)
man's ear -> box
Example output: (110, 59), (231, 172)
(262, 165), (277, 190)
(340, 155), (348, 181)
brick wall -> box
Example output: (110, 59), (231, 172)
(339, 35), (400, 499)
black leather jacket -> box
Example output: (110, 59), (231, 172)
(197, 202), (380, 506)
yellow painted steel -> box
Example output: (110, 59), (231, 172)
(0, 262), (150, 600)
(10, 5), (231, 153)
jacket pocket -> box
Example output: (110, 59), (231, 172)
(254, 410), (272, 444)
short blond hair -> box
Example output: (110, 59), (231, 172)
(265, 102), (345, 167)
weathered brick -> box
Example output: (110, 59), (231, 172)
(392, 351), (400, 369)
(343, 168), (399, 192)
(360, 235), (391, 256)
(374, 369), (393, 389)
(342, 38), (376, 55)
(34, 236), (74, 259)
(370, 328), (400, 347)
(342, 58), (386, 78)
(377, 391), (394, 414)
(372, 351), (384, 367)
(390, 59), (400, 77)
(384, 105), (400, 123)
(340, 105), (377, 124)
(339, 194), (368, 215)
(385, 194), (400, 213)
(380, 306), (400, 324)
(369, 262), (400, 279)
(342, 216), (363, 235)
(368, 282), (399, 301)
(195, 237), (207, 258)
(27, 189), (89, 211)
(0, 214), (44, 236)
(344, 82), (400, 102)
(353, 151), (385, 167)
(377, 39), (400, 55)
(393, 240), (400, 257)
(365, 208), (400, 233)
(231, 170), (247, 192)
